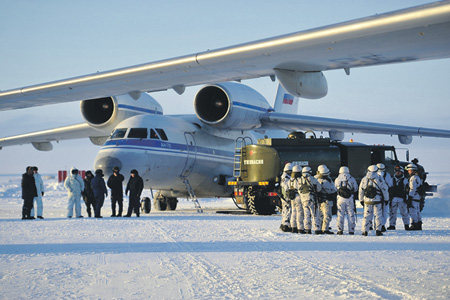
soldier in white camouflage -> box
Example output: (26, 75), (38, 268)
(280, 163), (293, 232)
(359, 165), (389, 236)
(334, 166), (358, 235)
(314, 165), (336, 234)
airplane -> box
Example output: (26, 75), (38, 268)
(1, 1), (450, 212)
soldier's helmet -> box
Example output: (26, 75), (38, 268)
(283, 163), (293, 172)
(339, 166), (350, 174)
(367, 165), (378, 173)
(292, 165), (302, 173)
(317, 165), (330, 176)
(302, 166), (312, 174)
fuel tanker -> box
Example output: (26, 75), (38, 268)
(228, 132), (433, 215)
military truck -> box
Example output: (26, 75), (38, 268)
(228, 132), (433, 215)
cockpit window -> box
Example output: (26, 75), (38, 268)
(150, 129), (159, 139)
(156, 128), (168, 141)
(110, 128), (127, 139)
(127, 128), (148, 139)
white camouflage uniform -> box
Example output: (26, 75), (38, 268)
(288, 177), (304, 231)
(359, 169), (389, 233)
(315, 175), (336, 233)
(407, 173), (423, 225)
(334, 172), (358, 234)
(280, 171), (292, 228)
(377, 169), (393, 228)
(297, 173), (322, 231)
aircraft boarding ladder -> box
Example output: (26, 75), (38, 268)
(182, 178), (203, 213)
(233, 137), (253, 179)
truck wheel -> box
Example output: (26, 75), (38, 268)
(248, 195), (275, 215)
(154, 196), (167, 211)
(167, 198), (178, 210)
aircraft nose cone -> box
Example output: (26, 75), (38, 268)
(94, 155), (123, 176)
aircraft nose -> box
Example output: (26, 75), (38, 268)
(94, 155), (123, 175)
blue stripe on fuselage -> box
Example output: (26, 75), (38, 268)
(233, 101), (271, 112)
(102, 139), (234, 161)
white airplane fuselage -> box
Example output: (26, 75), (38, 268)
(94, 113), (277, 198)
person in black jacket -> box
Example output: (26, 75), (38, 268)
(21, 166), (37, 220)
(91, 169), (108, 218)
(82, 171), (96, 217)
(107, 166), (125, 217)
(124, 169), (144, 217)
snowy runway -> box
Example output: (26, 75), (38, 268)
(0, 177), (449, 299)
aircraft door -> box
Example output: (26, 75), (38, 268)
(181, 133), (197, 178)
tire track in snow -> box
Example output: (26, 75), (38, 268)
(150, 220), (250, 299)
(261, 229), (415, 300)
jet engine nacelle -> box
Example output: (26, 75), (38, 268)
(80, 93), (163, 133)
(274, 69), (328, 99)
(194, 82), (272, 130)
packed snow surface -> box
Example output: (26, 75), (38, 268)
(0, 174), (449, 299)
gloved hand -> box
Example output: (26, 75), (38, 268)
(406, 196), (413, 209)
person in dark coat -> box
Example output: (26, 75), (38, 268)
(91, 169), (108, 218)
(124, 169), (144, 217)
(82, 171), (96, 217)
(21, 166), (37, 219)
(107, 166), (125, 217)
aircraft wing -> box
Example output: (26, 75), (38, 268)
(260, 112), (450, 144)
(1, 1), (450, 110)
(0, 123), (108, 151)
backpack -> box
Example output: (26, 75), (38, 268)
(299, 177), (313, 194)
(364, 179), (379, 199)
(338, 180), (353, 198)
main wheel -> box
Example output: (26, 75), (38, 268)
(153, 196), (167, 211)
(167, 198), (178, 210)
(248, 195), (276, 215)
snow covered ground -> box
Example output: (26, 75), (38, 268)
(0, 174), (449, 300)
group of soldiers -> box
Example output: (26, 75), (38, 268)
(279, 161), (426, 236)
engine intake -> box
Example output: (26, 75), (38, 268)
(80, 93), (163, 133)
(194, 82), (271, 130)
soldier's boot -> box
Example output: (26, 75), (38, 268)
(291, 227), (298, 233)
(22, 207), (27, 220)
(299, 229), (306, 234)
(306, 229), (312, 234)
(381, 225), (387, 232)
(323, 230), (334, 234)
(404, 224), (411, 231)
(387, 225), (396, 230)
(337, 231), (343, 235)
(409, 223), (419, 231)
(349, 232), (354, 235)
(418, 221), (423, 231)
(315, 230), (323, 235)
(362, 232), (368, 236)
(376, 230), (383, 236)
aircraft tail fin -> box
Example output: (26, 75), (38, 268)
(273, 83), (299, 114)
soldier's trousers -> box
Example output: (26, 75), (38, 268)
(315, 200), (332, 232)
(389, 199), (409, 227)
(337, 197), (355, 233)
(363, 203), (382, 232)
(281, 200), (291, 226)
(290, 196), (304, 230)
(408, 200), (421, 224)
(302, 200), (316, 231)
